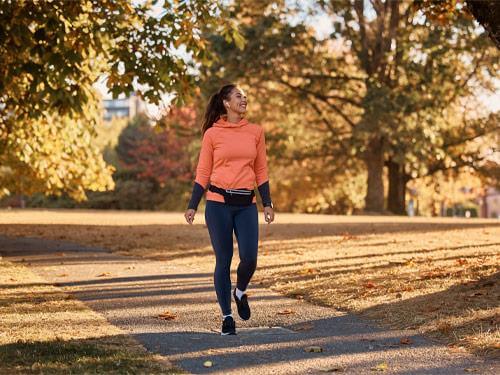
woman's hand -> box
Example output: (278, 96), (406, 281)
(264, 206), (274, 224)
(184, 209), (196, 224)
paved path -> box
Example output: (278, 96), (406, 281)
(1, 235), (497, 374)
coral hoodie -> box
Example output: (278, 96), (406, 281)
(194, 117), (269, 204)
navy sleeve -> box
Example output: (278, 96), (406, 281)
(187, 182), (205, 210)
(257, 180), (272, 207)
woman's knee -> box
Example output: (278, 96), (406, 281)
(240, 256), (257, 269)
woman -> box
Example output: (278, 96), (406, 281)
(184, 83), (275, 335)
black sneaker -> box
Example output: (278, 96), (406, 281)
(221, 315), (236, 335)
(233, 289), (251, 320)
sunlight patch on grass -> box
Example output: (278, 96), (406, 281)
(0, 209), (498, 357)
(0, 260), (181, 374)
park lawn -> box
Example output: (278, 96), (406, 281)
(0, 258), (182, 374)
(0, 209), (498, 357)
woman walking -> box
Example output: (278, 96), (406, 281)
(184, 83), (274, 335)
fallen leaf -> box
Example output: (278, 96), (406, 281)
(371, 362), (388, 371)
(364, 282), (376, 288)
(404, 259), (416, 266)
(456, 258), (468, 265)
(97, 272), (111, 277)
(203, 360), (213, 368)
(277, 309), (295, 315)
(400, 337), (412, 345)
(304, 346), (323, 353)
(158, 310), (176, 320)
(299, 268), (320, 275)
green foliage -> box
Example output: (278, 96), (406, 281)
(0, 0), (241, 121)
(199, 0), (498, 213)
(0, 0), (244, 201)
(19, 107), (198, 210)
(0, 92), (114, 201)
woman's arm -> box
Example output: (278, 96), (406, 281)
(255, 127), (273, 208)
(187, 131), (214, 210)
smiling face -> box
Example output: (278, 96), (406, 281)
(223, 87), (247, 116)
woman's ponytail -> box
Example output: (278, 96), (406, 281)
(201, 84), (236, 135)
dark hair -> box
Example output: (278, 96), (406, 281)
(201, 84), (236, 135)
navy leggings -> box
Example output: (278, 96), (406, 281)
(204, 200), (259, 316)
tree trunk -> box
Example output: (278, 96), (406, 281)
(363, 137), (385, 213)
(387, 159), (408, 215)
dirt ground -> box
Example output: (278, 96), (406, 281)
(0, 208), (498, 357)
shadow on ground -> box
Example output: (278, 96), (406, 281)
(1, 221), (498, 262)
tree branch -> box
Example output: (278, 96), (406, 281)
(354, 0), (371, 74)
(425, 152), (491, 178)
(307, 100), (351, 154)
(444, 50), (486, 107)
(277, 78), (358, 128)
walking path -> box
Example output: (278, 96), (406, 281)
(1, 235), (497, 374)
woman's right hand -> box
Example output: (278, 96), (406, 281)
(184, 209), (196, 224)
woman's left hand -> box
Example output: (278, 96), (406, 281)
(264, 206), (274, 224)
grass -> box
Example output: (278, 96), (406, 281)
(0, 208), (499, 358)
(0, 259), (182, 374)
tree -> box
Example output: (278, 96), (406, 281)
(0, 0), (240, 120)
(117, 114), (193, 187)
(203, 1), (498, 214)
(0, 93), (114, 201)
(0, 0), (242, 200)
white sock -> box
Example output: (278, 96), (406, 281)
(235, 288), (246, 300)
(223, 313), (233, 319)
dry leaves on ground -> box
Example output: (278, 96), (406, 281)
(158, 310), (177, 320)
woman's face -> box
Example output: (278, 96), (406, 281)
(224, 87), (247, 115)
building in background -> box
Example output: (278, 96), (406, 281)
(102, 93), (146, 121)
(481, 187), (500, 218)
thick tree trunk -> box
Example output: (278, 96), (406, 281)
(363, 137), (385, 213)
(387, 159), (408, 215)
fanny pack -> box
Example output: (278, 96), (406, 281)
(208, 184), (255, 206)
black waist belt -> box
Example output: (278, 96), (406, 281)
(208, 184), (255, 205)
